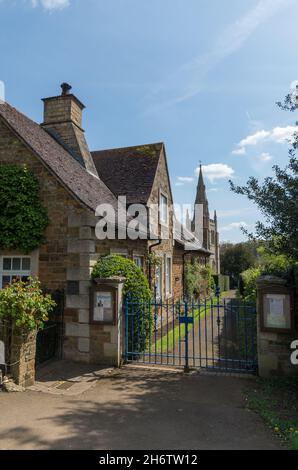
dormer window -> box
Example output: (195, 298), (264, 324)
(159, 192), (168, 225)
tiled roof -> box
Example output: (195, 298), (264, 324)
(0, 102), (118, 212)
(91, 143), (163, 204)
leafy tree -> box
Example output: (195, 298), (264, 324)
(220, 241), (258, 288)
(230, 90), (298, 262)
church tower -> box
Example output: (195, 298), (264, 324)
(192, 164), (220, 274)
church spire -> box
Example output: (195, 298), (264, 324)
(191, 163), (210, 244)
(195, 163), (208, 205)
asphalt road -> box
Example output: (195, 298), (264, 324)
(0, 364), (281, 450)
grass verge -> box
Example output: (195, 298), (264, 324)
(246, 376), (298, 450)
(152, 301), (212, 354)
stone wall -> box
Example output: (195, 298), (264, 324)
(148, 148), (174, 298)
(63, 212), (149, 364)
(256, 276), (298, 378)
(10, 329), (37, 387)
(173, 245), (184, 301)
(0, 322), (37, 388)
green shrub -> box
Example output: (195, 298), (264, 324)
(240, 267), (262, 303)
(185, 262), (214, 300)
(92, 255), (152, 354)
(240, 248), (298, 304)
(213, 274), (230, 293)
(92, 255), (151, 301)
(0, 165), (49, 253)
(0, 278), (56, 331)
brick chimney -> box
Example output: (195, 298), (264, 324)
(41, 83), (98, 175)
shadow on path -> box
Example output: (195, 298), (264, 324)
(0, 367), (280, 450)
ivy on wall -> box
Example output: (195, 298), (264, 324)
(0, 165), (49, 253)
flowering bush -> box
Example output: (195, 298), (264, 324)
(0, 278), (56, 330)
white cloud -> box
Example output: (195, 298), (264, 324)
(259, 152), (273, 162)
(175, 182), (184, 187)
(196, 164), (235, 183)
(31, 0), (70, 10)
(221, 222), (248, 232)
(233, 125), (297, 154)
(239, 129), (271, 147)
(271, 126), (297, 143)
(144, 0), (294, 114)
(177, 177), (194, 183)
(232, 147), (246, 155)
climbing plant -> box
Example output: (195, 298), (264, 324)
(0, 165), (49, 253)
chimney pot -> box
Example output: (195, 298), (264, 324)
(61, 82), (72, 96)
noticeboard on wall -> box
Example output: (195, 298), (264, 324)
(90, 285), (116, 325)
(260, 288), (294, 334)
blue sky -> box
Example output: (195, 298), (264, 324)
(0, 0), (297, 242)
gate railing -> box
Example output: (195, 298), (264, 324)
(124, 296), (257, 374)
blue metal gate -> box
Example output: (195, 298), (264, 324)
(124, 295), (257, 374)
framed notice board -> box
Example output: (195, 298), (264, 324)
(259, 286), (294, 334)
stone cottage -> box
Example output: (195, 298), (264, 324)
(0, 83), (211, 365)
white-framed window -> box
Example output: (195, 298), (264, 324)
(0, 256), (31, 289)
(133, 255), (144, 269)
(159, 192), (168, 225)
(155, 263), (162, 299)
(165, 255), (172, 297)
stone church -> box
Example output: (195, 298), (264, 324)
(186, 165), (220, 275)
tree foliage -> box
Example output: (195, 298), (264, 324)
(239, 267), (262, 303)
(220, 241), (259, 288)
(239, 249), (297, 303)
(0, 165), (49, 253)
(230, 90), (298, 261)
